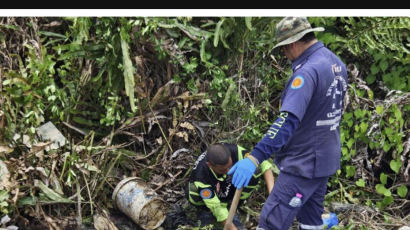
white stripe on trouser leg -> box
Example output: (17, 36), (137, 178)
(255, 227), (265, 230)
(300, 223), (324, 230)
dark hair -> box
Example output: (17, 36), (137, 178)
(299, 32), (316, 43)
(206, 144), (231, 165)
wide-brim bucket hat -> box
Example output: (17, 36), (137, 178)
(273, 17), (324, 49)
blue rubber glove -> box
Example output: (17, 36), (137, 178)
(227, 158), (256, 189)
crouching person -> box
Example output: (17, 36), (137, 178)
(186, 143), (275, 230)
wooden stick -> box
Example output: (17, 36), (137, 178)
(224, 187), (243, 230)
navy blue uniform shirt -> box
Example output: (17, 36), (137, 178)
(252, 41), (348, 178)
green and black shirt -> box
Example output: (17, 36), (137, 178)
(186, 143), (273, 222)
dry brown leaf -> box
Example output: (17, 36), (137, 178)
(0, 110), (4, 131)
(175, 132), (189, 142)
(0, 146), (13, 154)
(31, 141), (51, 153)
(180, 122), (195, 130)
(191, 103), (203, 110)
(156, 137), (163, 145)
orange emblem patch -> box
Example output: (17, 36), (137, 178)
(200, 188), (212, 199)
(291, 76), (305, 89)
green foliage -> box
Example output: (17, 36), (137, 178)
(313, 17), (410, 91)
(1, 16), (409, 223)
(396, 185), (408, 198)
(0, 190), (10, 214)
(143, 17), (283, 145)
(120, 21), (137, 113)
(355, 179), (365, 187)
(338, 84), (408, 211)
(2, 33), (69, 139)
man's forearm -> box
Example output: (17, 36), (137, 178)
(263, 169), (274, 194)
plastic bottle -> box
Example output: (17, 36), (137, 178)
(288, 193), (303, 207)
(322, 212), (338, 229)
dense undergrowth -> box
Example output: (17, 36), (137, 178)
(0, 17), (409, 229)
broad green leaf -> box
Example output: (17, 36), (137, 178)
(375, 184), (386, 195)
(213, 18), (225, 47)
(382, 195), (393, 205)
(120, 27), (136, 113)
(175, 22), (213, 39)
(73, 116), (95, 126)
(376, 105), (384, 115)
(158, 22), (177, 29)
(393, 106), (402, 120)
(347, 138), (354, 149)
(354, 109), (363, 118)
(79, 163), (100, 172)
(384, 127), (393, 135)
(200, 39), (207, 62)
(341, 147), (348, 156)
(221, 82), (235, 111)
(0, 24), (19, 30)
(389, 159), (401, 174)
(375, 184), (391, 196)
(380, 59), (388, 72)
(360, 122), (368, 133)
(39, 31), (67, 39)
(356, 179), (365, 187)
(370, 64), (379, 75)
(245, 17), (253, 30)
(36, 180), (73, 203)
(0, 190), (9, 201)
(366, 75), (376, 84)
(383, 143), (391, 152)
(380, 173), (387, 185)
(18, 196), (37, 206)
(397, 185), (408, 198)
(345, 165), (356, 178)
(343, 112), (352, 120)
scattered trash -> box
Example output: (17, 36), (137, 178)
(1, 215), (11, 225)
(398, 226), (410, 230)
(112, 177), (167, 230)
(0, 215), (18, 230)
(322, 212), (338, 229)
(36, 121), (66, 150)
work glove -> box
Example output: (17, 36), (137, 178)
(227, 158), (256, 189)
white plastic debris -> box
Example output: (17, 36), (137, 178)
(398, 226), (410, 230)
(1, 215), (10, 225)
(36, 121), (66, 150)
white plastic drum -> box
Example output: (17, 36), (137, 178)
(112, 177), (167, 229)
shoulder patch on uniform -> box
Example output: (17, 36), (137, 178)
(200, 188), (213, 199)
(290, 75), (305, 89)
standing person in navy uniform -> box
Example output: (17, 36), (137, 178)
(228, 17), (348, 230)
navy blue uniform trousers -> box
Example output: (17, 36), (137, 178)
(258, 171), (329, 230)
